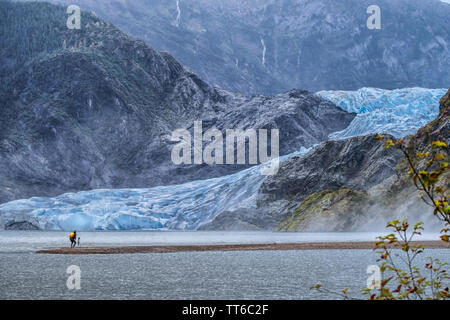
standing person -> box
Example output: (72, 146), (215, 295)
(78, 237), (80, 247)
(69, 231), (77, 248)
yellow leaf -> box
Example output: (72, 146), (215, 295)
(432, 141), (447, 148)
(417, 153), (427, 158)
(385, 140), (393, 149)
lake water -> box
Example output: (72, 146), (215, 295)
(0, 231), (447, 299)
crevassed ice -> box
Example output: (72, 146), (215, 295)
(317, 87), (447, 139)
(0, 149), (308, 231)
(0, 88), (445, 231)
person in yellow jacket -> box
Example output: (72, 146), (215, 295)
(69, 231), (77, 248)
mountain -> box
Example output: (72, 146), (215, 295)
(201, 133), (403, 230)
(0, 1), (354, 204)
(29, 0), (450, 95)
(0, 87), (445, 230)
(0, 1), (447, 231)
(200, 89), (449, 231)
(266, 89), (450, 232)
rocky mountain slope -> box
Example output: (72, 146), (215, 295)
(34, 0), (450, 94)
(0, 88), (446, 231)
(0, 1), (354, 204)
(276, 189), (373, 232)
(200, 133), (403, 230)
(217, 90), (449, 232)
(201, 90), (449, 231)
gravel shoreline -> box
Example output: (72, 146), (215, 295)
(36, 241), (449, 254)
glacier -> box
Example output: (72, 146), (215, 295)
(0, 150), (308, 231)
(0, 87), (446, 230)
(317, 87), (447, 139)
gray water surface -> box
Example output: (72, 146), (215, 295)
(0, 231), (447, 299)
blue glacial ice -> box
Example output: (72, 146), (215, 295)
(0, 88), (446, 230)
(317, 87), (447, 139)
(0, 150), (308, 231)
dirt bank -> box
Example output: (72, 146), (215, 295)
(36, 241), (449, 254)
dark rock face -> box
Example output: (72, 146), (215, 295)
(203, 87), (449, 231)
(5, 220), (40, 230)
(198, 207), (286, 231)
(36, 0), (450, 95)
(201, 134), (403, 230)
(259, 134), (402, 203)
(198, 209), (262, 231)
(439, 89), (450, 115)
(0, 2), (355, 204)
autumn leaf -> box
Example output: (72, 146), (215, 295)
(310, 284), (321, 290)
(385, 140), (393, 149)
(417, 152), (427, 158)
(432, 141), (447, 148)
(393, 285), (402, 293)
(417, 278), (426, 284)
(434, 186), (444, 194)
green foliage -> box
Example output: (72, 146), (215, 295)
(368, 137), (449, 299)
(368, 219), (449, 300)
(0, 0), (100, 88)
(277, 188), (372, 232)
(380, 136), (449, 233)
(312, 137), (449, 300)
